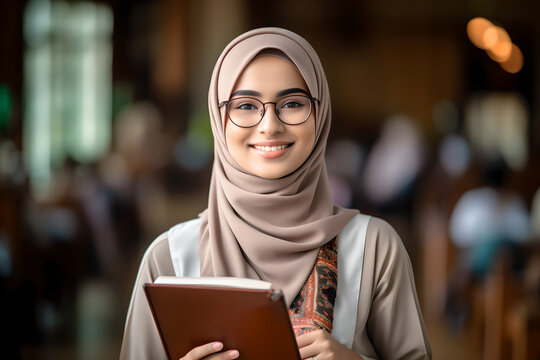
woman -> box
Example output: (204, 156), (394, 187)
(120, 27), (431, 360)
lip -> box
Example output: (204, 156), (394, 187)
(248, 141), (294, 159)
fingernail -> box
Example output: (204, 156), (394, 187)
(213, 342), (223, 350)
(229, 350), (239, 359)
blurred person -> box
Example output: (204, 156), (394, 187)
(326, 139), (365, 208)
(120, 28), (431, 360)
(361, 115), (425, 211)
(19, 160), (89, 347)
(86, 101), (172, 264)
(445, 153), (530, 329)
(438, 134), (471, 179)
(68, 102), (159, 276)
(110, 102), (177, 240)
(111, 102), (170, 180)
(449, 154), (529, 277)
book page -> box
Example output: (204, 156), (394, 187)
(154, 276), (272, 289)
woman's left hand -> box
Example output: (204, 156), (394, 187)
(296, 329), (364, 360)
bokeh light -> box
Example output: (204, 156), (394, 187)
(466, 17), (493, 49)
(467, 17), (523, 74)
(481, 25), (499, 50)
(486, 27), (512, 62)
(499, 44), (524, 74)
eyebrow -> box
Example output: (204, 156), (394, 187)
(230, 87), (310, 99)
(276, 88), (310, 97)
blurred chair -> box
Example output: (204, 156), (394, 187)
(481, 249), (526, 360)
(506, 295), (540, 360)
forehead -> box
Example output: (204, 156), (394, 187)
(232, 55), (309, 95)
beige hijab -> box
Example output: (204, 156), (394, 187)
(199, 27), (358, 306)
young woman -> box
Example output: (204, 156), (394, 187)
(120, 27), (432, 360)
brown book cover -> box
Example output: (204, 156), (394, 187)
(143, 280), (301, 360)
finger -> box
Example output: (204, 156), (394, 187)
(205, 350), (240, 360)
(296, 329), (323, 348)
(181, 342), (224, 359)
(298, 342), (321, 360)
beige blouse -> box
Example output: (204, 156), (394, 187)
(120, 217), (432, 359)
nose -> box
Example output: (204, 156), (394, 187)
(258, 103), (285, 135)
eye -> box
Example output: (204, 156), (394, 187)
(235, 103), (257, 110)
(278, 95), (310, 110)
(281, 100), (304, 109)
(230, 98), (260, 111)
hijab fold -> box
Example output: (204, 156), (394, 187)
(199, 27), (358, 306)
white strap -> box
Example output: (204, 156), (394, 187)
(332, 214), (370, 348)
(168, 218), (201, 277)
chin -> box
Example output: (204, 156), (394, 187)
(249, 167), (287, 180)
(254, 171), (284, 179)
(253, 165), (301, 179)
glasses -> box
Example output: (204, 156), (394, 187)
(219, 95), (319, 128)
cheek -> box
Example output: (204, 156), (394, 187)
(291, 119), (316, 165)
(225, 121), (249, 156)
(225, 121), (236, 142)
(305, 117), (317, 150)
(224, 116), (243, 151)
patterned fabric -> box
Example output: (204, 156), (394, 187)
(288, 238), (338, 336)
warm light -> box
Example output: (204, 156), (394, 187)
(467, 17), (494, 49)
(499, 44), (524, 74)
(482, 26), (499, 50)
(487, 27), (512, 62)
(467, 17), (524, 74)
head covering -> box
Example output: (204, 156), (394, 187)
(199, 27), (358, 305)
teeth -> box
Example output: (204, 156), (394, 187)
(253, 144), (289, 151)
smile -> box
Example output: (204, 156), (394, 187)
(249, 142), (293, 159)
(251, 144), (291, 151)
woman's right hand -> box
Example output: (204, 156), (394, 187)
(180, 342), (239, 360)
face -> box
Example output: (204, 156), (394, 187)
(224, 55), (316, 179)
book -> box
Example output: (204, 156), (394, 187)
(144, 276), (301, 360)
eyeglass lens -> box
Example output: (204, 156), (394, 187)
(227, 95), (312, 127)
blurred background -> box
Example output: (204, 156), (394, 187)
(1, 0), (540, 359)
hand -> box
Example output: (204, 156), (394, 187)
(179, 342), (239, 360)
(296, 329), (363, 360)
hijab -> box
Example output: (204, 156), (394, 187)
(199, 27), (358, 306)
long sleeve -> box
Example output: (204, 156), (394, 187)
(120, 233), (175, 360)
(352, 217), (432, 359)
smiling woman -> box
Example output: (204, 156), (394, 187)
(223, 54), (316, 179)
(120, 28), (432, 360)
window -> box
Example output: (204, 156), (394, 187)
(24, 0), (113, 199)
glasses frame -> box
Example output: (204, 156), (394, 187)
(218, 95), (320, 128)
